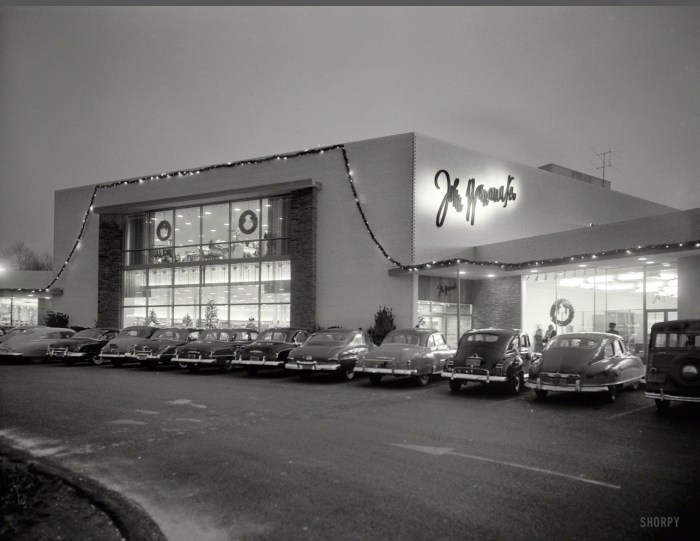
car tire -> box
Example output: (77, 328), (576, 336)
(655, 399), (671, 414)
(414, 374), (430, 386)
(340, 369), (355, 381)
(368, 374), (382, 385)
(534, 389), (548, 400)
(668, 354), (700, 389)
(91, 355), (105, 367)
(219, 359), (235, 373)
(449, 379), (462, 393)
(604, 385), (617, 403)
(507, 373), (524, 395)
(176, 362), (188, 370)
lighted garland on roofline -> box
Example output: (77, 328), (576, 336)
(7, 144), (700, 293)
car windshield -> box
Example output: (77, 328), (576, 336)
(258, 330), (290, 342)
(384, 333), (422, 346)
(549, 337), (598, 349)
(74, 329), (104, 339)
(307, 333), (348, 343)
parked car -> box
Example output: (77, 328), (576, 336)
(285, 329), (375, 381)
(0, 327), (76, 362)
(132, 328), (202, 368)
(644, 319), (700, 412)
(526, 332), (644, 403)
(97, 326), (159, 367)
(47, 328), (120, 365)
(0, 325), (46, 344)
(442, 328), (534, 394)
(236, 327), (311, 375)
(172, 328), (259, 372)
(354, 328), (455, 386)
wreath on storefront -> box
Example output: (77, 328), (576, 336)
(550, 298), (575, 327)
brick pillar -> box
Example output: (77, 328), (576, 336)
(470, 276), (522, 329)
(289, 188), (317, 330)
(98, 214), (123, 328)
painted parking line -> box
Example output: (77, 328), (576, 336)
(391, 443), (621, 490)
(605, 405), (655, 420)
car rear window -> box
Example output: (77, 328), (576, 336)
(654, 333), (700, 349)
(384, 333), (421, 346)
(152, 330), (178, 340)
(549, 337), (598, 349)
(308, 333), (347, 343)
(465, 333), (500, 343)
(259, 331), (289, 342)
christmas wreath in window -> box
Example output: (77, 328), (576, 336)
(550, 298), (575, 327)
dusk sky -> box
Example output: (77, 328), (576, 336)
(0, 6), (698, 258)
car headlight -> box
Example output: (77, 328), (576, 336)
(681, 364), (700, 381)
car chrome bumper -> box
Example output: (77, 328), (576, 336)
(286, 362), (341, 371)
(526, 378), (608, 392)
(0, 351), (24, 357)
(173, 357), (216, 365)
(236, 359), (283, 367)
(135, 354), (164, 361)
(644, 390), (700, 403)
(442, 371), (508, 383)
(354, 366), (418, 376)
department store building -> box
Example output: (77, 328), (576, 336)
(42, 133), (699, 351)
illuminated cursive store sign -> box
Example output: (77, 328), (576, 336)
(434, 169), (516, 227)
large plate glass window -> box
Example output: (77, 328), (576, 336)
(122, 196), (291, 330)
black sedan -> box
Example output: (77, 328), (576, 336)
(132, 328), (202, 368)
(442, 328), (534, 394)
(285, 329), (375, 381)
(47, 328), (120, 365)
(172, 328), (258, 373)
(235, 327), (311, 376)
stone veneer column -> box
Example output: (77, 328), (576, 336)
(289, 188), (317, 330)
(470, 276), (522, 330)
(97, 214), (124, 328)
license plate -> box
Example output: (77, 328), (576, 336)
(553, 377), (568, 386)
(646, 373), (666, 383)
(188, 352), (200, 359)
(250, 355), (260, 361)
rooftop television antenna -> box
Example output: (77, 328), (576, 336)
(596, 147), (614, 180)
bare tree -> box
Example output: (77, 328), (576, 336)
(0, 241), (53, 270)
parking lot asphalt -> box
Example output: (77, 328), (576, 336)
(1, 361), (699, 541)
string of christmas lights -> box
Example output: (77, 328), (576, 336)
(6, 145), (700, 293)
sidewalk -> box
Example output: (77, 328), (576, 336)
(0, 442), (167, 541)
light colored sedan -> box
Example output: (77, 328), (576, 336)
(354, 328), (455, 386)
(0, 327), (76, 362)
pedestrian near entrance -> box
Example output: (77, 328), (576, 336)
(608, 322), (621, 335)
(543, 324), (556, 345)
(534, 325), (544, 353)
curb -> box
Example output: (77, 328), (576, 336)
(0, 441), (167, 541)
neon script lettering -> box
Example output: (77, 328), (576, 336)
(434, 169), (516, 227)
